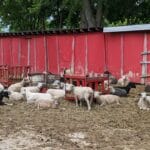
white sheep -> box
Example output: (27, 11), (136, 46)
(9, 91), (24, 101)
(20, 82), (43, 97)
(94, 92), (120, 106)
(46, 88), (65, 101)
(51, 80), (65, 89)
(117, 75), (129, 86)
(35, 99), (59, 109)
(138, 92), (150, 110)
(0, 83), (4, 92)
(8, 77), (30, 92)
(65, 84), (93, 110)
(26, 89), (54, 104)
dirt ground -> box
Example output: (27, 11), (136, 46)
(0, 85), (150, 150)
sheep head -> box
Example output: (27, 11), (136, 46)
(64, 83), (74, 92)
(22, 77), (31, 86)
(140, 92), (147, 98)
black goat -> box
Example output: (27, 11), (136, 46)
(0, 90), (10, 105)
(110, 82), (136, 97)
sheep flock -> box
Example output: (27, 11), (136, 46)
(0, 73), (149, 111)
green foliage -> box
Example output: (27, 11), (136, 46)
(0, 0), (149, 31)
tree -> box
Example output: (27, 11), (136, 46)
(0, 0), (149, 31)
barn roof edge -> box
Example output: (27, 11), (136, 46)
(0, 27), (103, 36)
(104, 24), (150, 33)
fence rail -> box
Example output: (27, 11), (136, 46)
(0, 65), (31, 87)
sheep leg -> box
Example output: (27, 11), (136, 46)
(99, 101), (106, 107)
(142, 106), (149, 110)
(75, 96), (79, 107)
(116, 99), (120, 105)
(79, 100), (82, 107)
(36, 102), (40, 109)
(85, 98), (91, 110)
(89, 94), (93, 106)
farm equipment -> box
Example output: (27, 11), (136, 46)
(0, 65), (31, 87)
(64, 74), (109, 100)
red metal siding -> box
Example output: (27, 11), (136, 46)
(105, 33), (121, 78)
(29, 37), (36, 72)
(20, 38), (28, 66)
(58, 35), (73, 73)
(0, 30), (148, 83)
(0, 39), (4, 65)
(35, 36), (46, 72)
(74, 35), (86, 75)
(12, 38), (19, 65)
(123, 33), (143, 82)
(3, 38), (12, 65)
(87, 33), (105, 73)
(47, 36), (59, 74)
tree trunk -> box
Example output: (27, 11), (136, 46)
(80, 9), (88, 28)
(80, 0), (96, 28)
(96, 0), (103, 27)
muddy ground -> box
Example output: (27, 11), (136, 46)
(0, 85), (150, 150)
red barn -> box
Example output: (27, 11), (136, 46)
(0, 24), (150, 84)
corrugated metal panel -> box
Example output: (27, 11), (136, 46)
(20, 38), (28, 66)
(35, 36), (46, 72)
(3, 38), (12, 65)
(29, 37), (36, 72)
(0, 39), (4, 65)
(87, 33), (105, 73)
(12, 38), (19, 65)
(74, 35), (86, 75)
(104, 24), (150, 33)
(123, 33), (144, 82)
(106, 33), (121, 78)
(58, 35), (73, 73)
(47, 36), (59, 74)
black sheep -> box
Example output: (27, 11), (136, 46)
(115, 82), (136, 94)
(0, 90), (10, 105)
(111, 88), (127, 97)
(110, 82), (136, 97)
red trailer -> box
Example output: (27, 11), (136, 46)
(0, 25), (149, 84)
